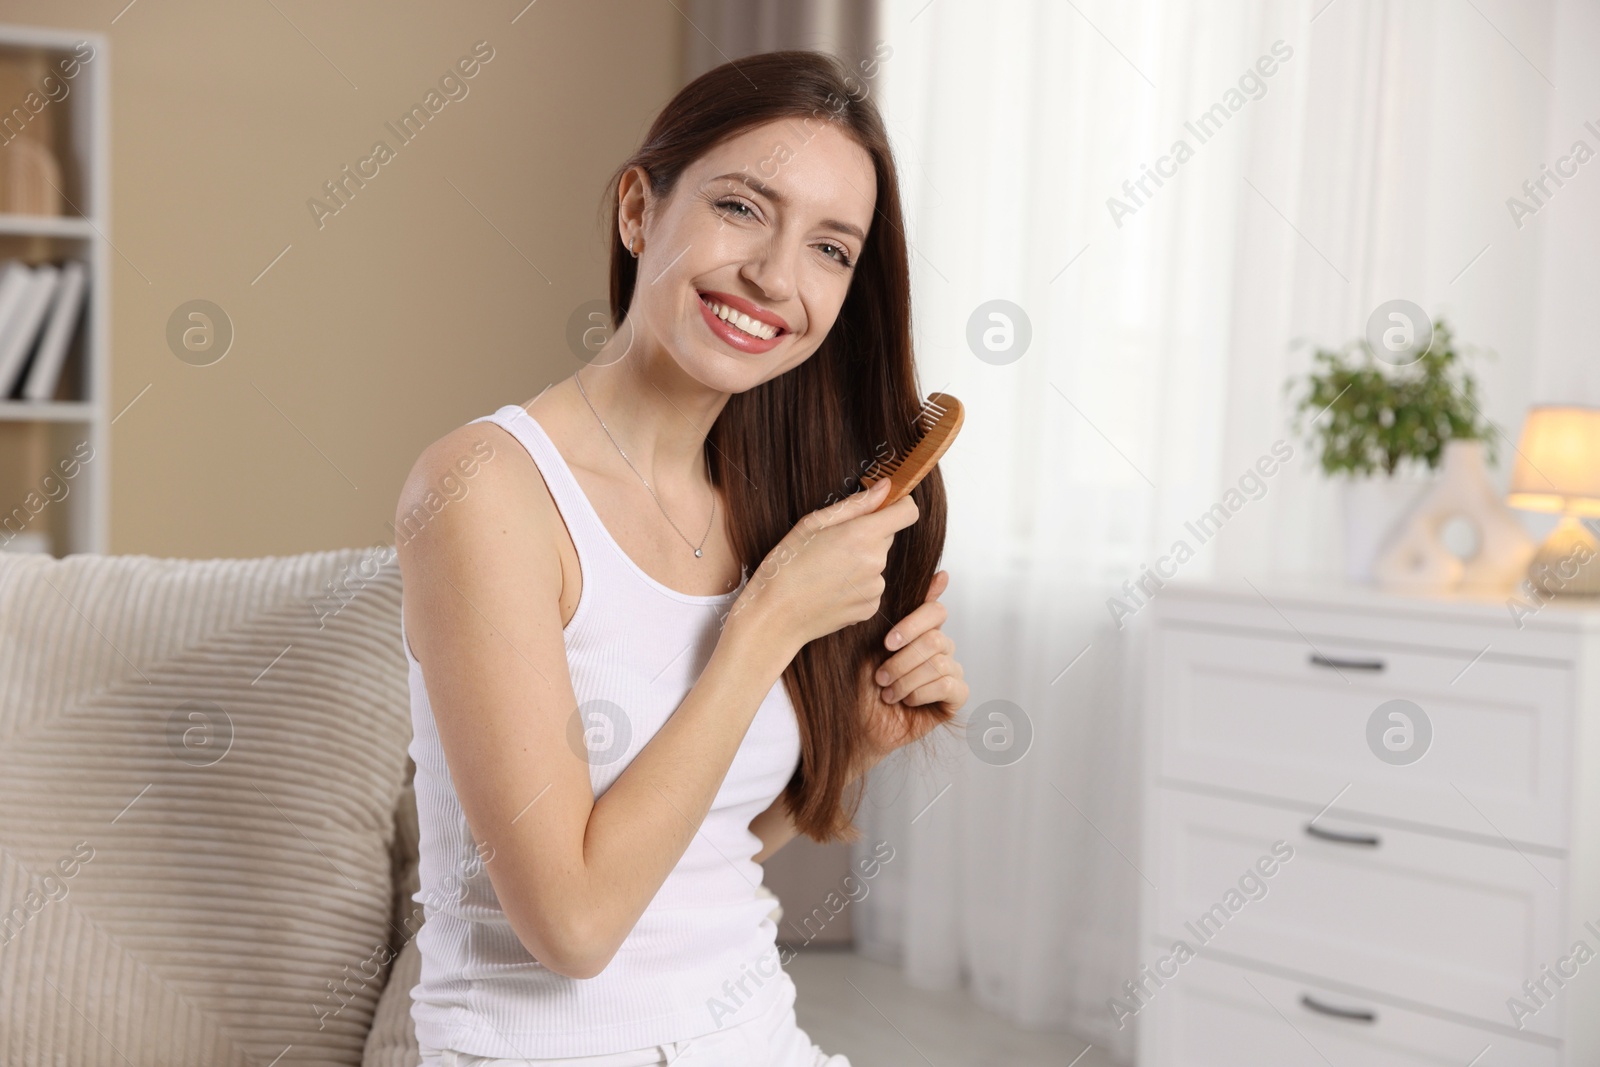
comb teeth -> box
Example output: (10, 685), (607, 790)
(863, 395), (947, 479)
(866, 399), (935, 478)
(859, 392), (964, 507)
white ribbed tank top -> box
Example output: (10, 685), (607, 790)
(402, 403), (803, 1058)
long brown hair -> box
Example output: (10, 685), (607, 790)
(603, 49), (950, 843)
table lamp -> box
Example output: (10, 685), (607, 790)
(1506, 404), (1600, 596)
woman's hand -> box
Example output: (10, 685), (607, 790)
(854, 569), (967, 778)
(728, 478), (920, 654)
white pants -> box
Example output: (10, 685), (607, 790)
(418, 973), (850, 1067)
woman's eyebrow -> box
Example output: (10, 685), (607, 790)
(708, 171), (867, 242)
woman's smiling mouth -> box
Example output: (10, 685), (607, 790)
(697, 290), (788, 353)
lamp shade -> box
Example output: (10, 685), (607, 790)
(1507, 405), (1600, 517)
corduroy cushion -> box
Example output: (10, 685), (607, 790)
(363, 763), (425, 1067)
(0, 547), (417, 1066)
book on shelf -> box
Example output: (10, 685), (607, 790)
(0, 258), (89, 402)
(0, 260), (32, 353)
(0, 264), (60, 397)
(21, 260), (87, 401)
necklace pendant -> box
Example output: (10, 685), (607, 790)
(694, 548), (703, 557)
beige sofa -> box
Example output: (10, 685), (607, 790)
(0, 546), (428, 1066)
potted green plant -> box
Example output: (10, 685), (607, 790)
(1286, 318), (1499, 582)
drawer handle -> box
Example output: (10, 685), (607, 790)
(1308, 652), (1385, 672)
(1299, 993), (1377, 1023)
(1304, 822), (1380, 847)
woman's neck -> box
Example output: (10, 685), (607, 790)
(549, 332), (729, 493)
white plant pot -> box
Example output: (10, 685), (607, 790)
(1341, 473), (1429, 584)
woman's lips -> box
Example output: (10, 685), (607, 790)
(699, 289), (790, 331)
(697, 292), (786, 354)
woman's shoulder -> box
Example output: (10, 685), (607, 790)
(393, 406), (562, 564)
(393, 409), (571, 660)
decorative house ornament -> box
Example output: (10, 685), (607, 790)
(1374, 440), (1535, 594)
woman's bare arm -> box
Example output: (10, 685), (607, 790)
(397, 424), (800, 979)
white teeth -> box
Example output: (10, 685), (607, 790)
(703, 296), (779, 340)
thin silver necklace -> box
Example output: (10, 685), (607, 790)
(574, 368), (715, 558)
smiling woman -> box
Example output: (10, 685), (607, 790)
(598, 47), (961, 845)
(395, 49), (966, 1067)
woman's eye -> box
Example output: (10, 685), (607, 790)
(819, 242), (853, 268)
(711, 194), (852, 267)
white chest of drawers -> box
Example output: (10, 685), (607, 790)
(1136, 581), (1600, 1066)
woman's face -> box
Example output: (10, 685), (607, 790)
(619, 117), (878, 392)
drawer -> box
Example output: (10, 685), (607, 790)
(1148, 790), (1565, 1039)
(1151, 624), (1573, 848)
(1137, 952), (1559, 1066)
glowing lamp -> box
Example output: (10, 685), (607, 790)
(1507, 405), (1600, 596)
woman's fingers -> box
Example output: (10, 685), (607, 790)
(884, 595), (948, 655)
(880, 650), (959, 705)
(902, 672), (968, 712)
(875, 625), (951, 687)
(884, 570), (950, 651)
(881, 660), (937, 705)
(869, 569), (967, 721)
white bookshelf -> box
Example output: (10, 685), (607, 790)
(0, 23), (109, 557)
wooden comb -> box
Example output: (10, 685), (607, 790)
(860, 392), (964, 508)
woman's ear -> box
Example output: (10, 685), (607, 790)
(616, 165), (654, 253)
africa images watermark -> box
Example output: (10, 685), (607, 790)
(387, 432), (497, 547)
(0, 840), (96, 950)
(307, 40), (496, 230)
(1107, 839), (1295, 1030)
(1106, 40), (1294, 229)
(717, 437), (899, 628)
(311, 848), (489, 1030)
(0, 40), (95, 147)
(1106, 439), (1295, 629)
(1505, 116), (1600, 230)
(1506, 916), (1600, 1031)
(309, 544), (396, 631)
(1506, 537), (1597, 629)
(0, 440), (95, 548)
(705, 839), (896, 1027)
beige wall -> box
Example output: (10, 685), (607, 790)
(0, 0), (683, 557)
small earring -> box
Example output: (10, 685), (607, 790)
(629, 236), (640, 258)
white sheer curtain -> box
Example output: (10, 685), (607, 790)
(845, 1), (1422, 1060)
